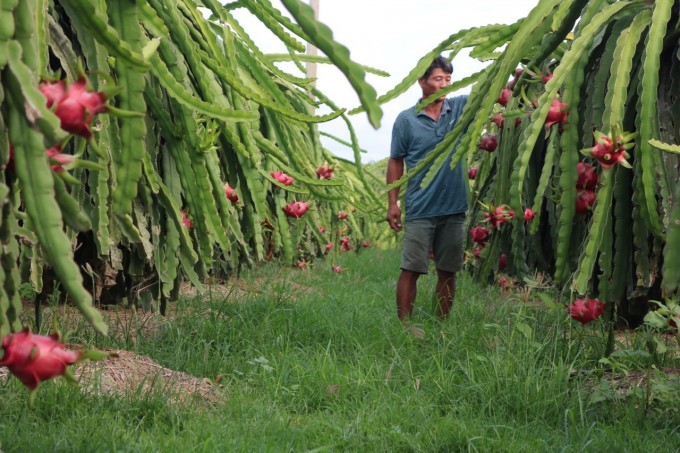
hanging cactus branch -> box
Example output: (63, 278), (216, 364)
(0, 0), (387, 335)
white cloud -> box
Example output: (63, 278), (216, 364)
(231, 0), (538, 163)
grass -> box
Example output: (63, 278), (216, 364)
(1, 248), (679, 452)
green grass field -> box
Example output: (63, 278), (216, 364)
(1, 248), (679, 452)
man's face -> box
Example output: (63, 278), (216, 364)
(418, 68), (451, 103)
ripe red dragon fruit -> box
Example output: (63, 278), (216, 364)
(0, 329), (81, 390)
(339, 237), (352, 251)
(576, 162), (598, 190)
(470, 225), (490, 245)
(332, 265), (344, 273)
(500, 206), (515, 221)
(585, 129), (633, 169)
(506, 68), (524, 91)
(337, 211), (348, 220)
(570, 297), (605, 324)
(43, 78), (109, 139)
(545, 99), (569, 129)
(575, 189), (596, 214)
(319, 226), (326, 234)
(45, 146), (74, 173)
(497, 88), (512, 107)
(181, 210), (192, 228)
(65, 78), (108, 116)
(362, 240), (370, 248)
(223, 183), (239, 204)
(325, 242), (332, 253)
(478, 134), (498, 152)
(39, 80), (67, 109)
(54, 95), (93, 137)
(316, 164), (334, 180)
(468, 167), (478, 180)
(499, 253), (507, 272)
(271, 170), (294, 186)
(492, 112), (504, 128)
(524, 207), (535, 223)
(498, 275), (515, 291)
(6, 144), (14, 171)
(283, 201), (309, 218)
(484, 204), (515, 228)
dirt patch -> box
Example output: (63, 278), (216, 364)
(0, 349), (223, 406)
(179, 280), (251, 301)
(74, 349), (223, 406)
(7, 303), (223, 406)
(179, 274), (319, 302)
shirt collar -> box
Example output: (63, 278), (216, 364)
(415, 98), (450, 118)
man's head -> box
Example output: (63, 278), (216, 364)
(421, 56), (453, 81)
(418, 56), (453, 103)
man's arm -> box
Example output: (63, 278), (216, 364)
(386, 157), (404, 232)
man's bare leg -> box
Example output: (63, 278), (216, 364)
(396, 269), (420, 321)
(435, 270), (456, 319)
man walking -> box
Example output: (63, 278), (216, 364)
(386, 56), (468, 322)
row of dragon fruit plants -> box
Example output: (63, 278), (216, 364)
(465, 0), (680, 334)
(379, 0), (680, 336)
(0, 0), (390, 336)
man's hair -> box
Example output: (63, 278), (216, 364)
(421, 55), (453, 80)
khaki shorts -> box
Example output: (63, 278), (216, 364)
(401, 213), (465, 274)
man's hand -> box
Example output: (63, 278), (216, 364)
(386, 157), (405, 232)
(387, 203), (402, 232)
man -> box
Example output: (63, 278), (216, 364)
(386, 56), (468, 322)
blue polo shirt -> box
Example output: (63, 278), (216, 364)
(390, 95), (469, 220)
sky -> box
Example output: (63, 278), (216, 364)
(231, 0), (540, 163)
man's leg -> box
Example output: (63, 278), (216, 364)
(432, 213), (465, 319)
(435, 269), (456, 319)
(396, 269), (420, 321)
(398, 218), (432, 322)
